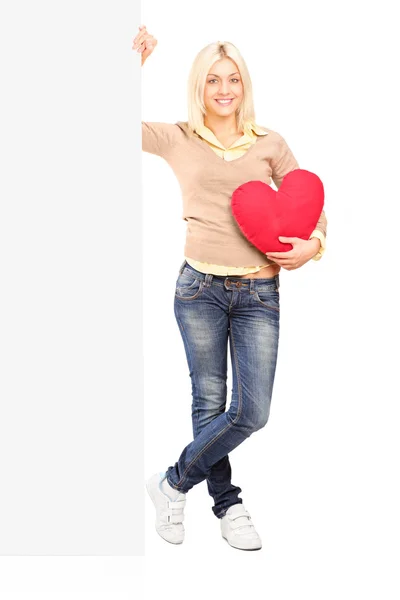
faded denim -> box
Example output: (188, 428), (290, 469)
(165, 259), (280, 519)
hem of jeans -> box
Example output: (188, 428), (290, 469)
(166, 475), (187, 494)
(213, 499), (244, 519)
(215, 510), (227, 519)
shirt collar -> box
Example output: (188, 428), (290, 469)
(194, 122), (268, 150)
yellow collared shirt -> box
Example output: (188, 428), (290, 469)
(184, 122), (325, 274)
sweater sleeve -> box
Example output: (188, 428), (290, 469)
(313, 208), (327, 238)
(270, 134), (299, 189)
(271, 133), (328, 256)
(141, 121), (180, 158)
(309, 209), (328, 260)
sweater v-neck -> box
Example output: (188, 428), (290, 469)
(176, 121), (268, 165)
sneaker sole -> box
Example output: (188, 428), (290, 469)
(221, 533), (262, 551)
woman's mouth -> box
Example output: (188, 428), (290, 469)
(215, 99), (234, 106)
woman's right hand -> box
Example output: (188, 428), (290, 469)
(132, 25), (157, 66)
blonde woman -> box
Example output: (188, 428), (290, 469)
(134, 25), (327, 550)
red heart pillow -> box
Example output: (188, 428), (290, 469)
(231, 169), (324, 253)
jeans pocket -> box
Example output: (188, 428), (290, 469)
(175, 270), (204, 300)
(254, 287), (280, 312)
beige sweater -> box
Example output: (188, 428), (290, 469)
(142, 120), (327, 267)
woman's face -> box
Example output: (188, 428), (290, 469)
(203, 57), (243, 120)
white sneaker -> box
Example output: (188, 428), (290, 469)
(146, 472), (186, 544)
(220, 503), (262, 550)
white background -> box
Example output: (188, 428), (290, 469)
(0, 0), (399, 597)
(142, 0), (400, 597)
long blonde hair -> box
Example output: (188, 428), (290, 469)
(187, 41), (256, 136)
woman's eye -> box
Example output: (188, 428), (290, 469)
(207, 78), (240, 84)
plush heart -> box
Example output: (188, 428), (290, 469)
(231, 169), (324, 253)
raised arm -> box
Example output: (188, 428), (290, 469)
(133, 26), (180, 158)
(141, 121), (181, 157)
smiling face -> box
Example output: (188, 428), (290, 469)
(203, 57), (243, 120)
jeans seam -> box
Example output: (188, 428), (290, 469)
(174, 305), (199, 438)
(175, 315), (243, 489)
(178, 315), (200, 438)
(175, 420), (234, 488)
(227, 317), (243, 425)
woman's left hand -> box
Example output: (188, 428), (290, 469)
(265, 236), (320, 271)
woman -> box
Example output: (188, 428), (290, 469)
(133, 25), (327, 550)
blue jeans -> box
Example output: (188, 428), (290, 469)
(165, 259), (280, 519)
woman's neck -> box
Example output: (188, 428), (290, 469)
(203, 114), (240, 136)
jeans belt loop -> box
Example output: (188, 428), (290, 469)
(250, 279), (255, 294)
(205, 273), (213, 287)
(179, 259), (186, 275)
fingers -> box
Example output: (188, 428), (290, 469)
(132, 24), (157, 64)
(132, 24), (147, 47)
(132, 25), (154, 49)
(138, 35), (156, 52)
(132, 28), (146, 49)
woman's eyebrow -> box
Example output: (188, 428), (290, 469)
(207, 72), (240, 77)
